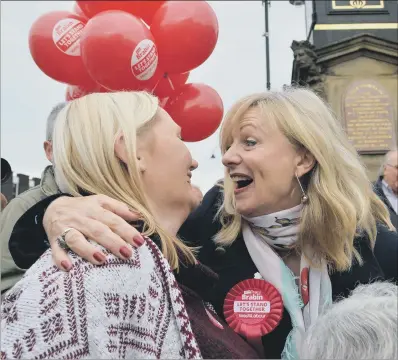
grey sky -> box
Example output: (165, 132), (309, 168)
(1, 1), (306, 192)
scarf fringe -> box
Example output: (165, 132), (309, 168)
(281, 263), (304, 323)
(282, 329), (298, 360)
(280, 263), (304, 360)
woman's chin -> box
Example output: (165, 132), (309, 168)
(235, 201), (256, 218)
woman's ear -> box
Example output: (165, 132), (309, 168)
(114, 132), (128, 164)
(115, 132), (147, 173)
(295, 149), (316, 178)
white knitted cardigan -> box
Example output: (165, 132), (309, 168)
(1, 238), (202, 359)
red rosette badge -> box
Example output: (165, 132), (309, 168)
(223, 279), (283, 341)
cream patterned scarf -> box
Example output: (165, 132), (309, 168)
(242, 204), (332, 360)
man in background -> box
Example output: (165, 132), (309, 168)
(1, 193), (8, 210)
(374, 149), (398, 229)
(1, 158), (12, 210)
(0, 103), (66, 295)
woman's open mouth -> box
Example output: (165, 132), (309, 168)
(231, 174), (253, 194)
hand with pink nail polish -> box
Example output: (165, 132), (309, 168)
(44, 195), (146, 270)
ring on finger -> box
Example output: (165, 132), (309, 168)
(56, 228), (75, 250)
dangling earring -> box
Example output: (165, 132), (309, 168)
(295, 173), (309, 204)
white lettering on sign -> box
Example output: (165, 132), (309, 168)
(233, 301), (270, 314)
(131, 39), (158, 81)
(52, 18), (85, 56)
(242, 293), (263, 301)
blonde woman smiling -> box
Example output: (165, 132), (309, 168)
(7, 88), (398, 359)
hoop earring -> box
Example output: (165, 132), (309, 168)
(295, 173), (309, 204)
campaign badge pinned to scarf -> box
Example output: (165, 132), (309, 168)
(223, 278), (284, 357)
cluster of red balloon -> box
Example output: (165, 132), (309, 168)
(29, 1), (223, 141)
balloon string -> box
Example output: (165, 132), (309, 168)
(166, 74), (175, 91)
(151, 76), (162, 93)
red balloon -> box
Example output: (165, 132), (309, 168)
(151, 1), (219, 74)
(99, 86), (111, 93)
(77, 1), (165, 25)
(80, 11), (161, 91)
(165, 83), (223, 142)
(65, 83), (102, 101)
(153, 72), (190, 98)
(66, 85), (90, 101)
(159, 96), (169, 108)
(72, 2), (88, 20)
(29, 11), (96, 87)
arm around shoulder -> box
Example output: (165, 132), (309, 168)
(1, 196), (47, 278)
(6, 194), (65, 270)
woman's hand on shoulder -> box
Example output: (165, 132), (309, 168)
(44, 195), (145, 271)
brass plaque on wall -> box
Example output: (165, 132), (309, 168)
(328, 0), (389, 15)
(343, 79), (395, 154)
(332, 0), (384, 10)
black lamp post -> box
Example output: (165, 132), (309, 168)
(262, 0), (306, 91)
(262, 0), (271, 91)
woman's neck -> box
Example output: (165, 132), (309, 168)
(149, 201), (191, 236)
(248, 197), (302, 218)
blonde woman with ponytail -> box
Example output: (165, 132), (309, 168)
(7, 88), (397, 359)
(1, 92), (259, 360)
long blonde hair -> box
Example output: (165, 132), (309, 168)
(215, 87), (393, 272)
(52, 91), (196, 270)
